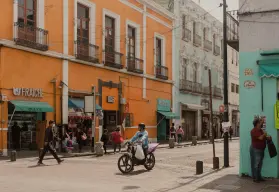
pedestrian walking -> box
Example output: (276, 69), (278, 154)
(176, 126), (184, 144)
(101, 129), (109, 154)
(37, 120), (63, 165)
(229, 126), (233, 140)
(76, 127), (86, 153)
(111, 127), (122, 153)
(170, 123), (176, 141)
(11, 121), (21, 150)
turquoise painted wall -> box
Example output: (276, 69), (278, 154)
(239, 51), (279, 178)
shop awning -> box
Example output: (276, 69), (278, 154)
(68, 98), (102, 110)
(258, 59), (279, 78)
(157, 111), (180, 119)
(10, 100), (54, 112)
(181, 102), (206, 110)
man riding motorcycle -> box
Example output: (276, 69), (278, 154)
(130, 123), (149, 159)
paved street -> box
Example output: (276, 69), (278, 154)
(0, 140), (278, 192)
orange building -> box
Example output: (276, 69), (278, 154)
(0, 0), (176, 156)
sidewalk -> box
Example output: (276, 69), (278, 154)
(0, 137), (239, 161)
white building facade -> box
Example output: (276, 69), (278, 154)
(154, 0), (239, 139)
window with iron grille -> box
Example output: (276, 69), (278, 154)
(181, 58), (188, 80)
(125, 113), (133, 127)
(193, 63), (198, 83)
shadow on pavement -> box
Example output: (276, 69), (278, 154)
(197, 174), (279, 192)
(122, 186), (141, 190)
(28, 164), (56, 168)
(115, 169), (149, 176)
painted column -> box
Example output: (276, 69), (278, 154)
(62, 0), (69, 124)
(0, 101), (8, 156)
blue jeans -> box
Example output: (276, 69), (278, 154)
(250, 146), (265, 180)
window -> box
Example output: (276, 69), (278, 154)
(18, 0), (37, 41)
(232, 49), (234, 64)
(18, 0), (36, 26)
(213, 34), (216, 48)
(105, 16), (115, 62)
(236, 52), (238, 66)
(231, 83), (235, 92)
(77, 4), (90, 54)
(156, 38), (162, 66)
(182, 15), (191, 41)
(181, 59), (188, 80)
(193, 63), (198, 82)
(127, 26), (136, 58)
(236, 85), (239, 93)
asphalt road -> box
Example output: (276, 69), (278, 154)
(0, 141), (240, 192)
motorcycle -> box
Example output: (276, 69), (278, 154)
(117, 141), (159, 174)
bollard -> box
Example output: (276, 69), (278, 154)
(213, 157), (220, 170)
(95, 142), (104, 156)
(192, 136), (197, 146)
(196, 161), (203, 175)
(169, 137), (175, 148)
(10, 150), (17, 162)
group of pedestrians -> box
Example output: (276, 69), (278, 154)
(170, 123), (184, 143)
(101, 127), (124, 154)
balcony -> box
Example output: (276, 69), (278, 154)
(213, 86), (222, 98)
(104, 50), (124, 69)
(182, 28), (192, 42)
(204, 39), (212, 52)
(74, 40), (99, 63)
(127, 56), (144, 74)
(203, 86), (210, 95)
(14, 22), (49, 51)
(193, 34), (202, 47)
(179, 80), (202, 94)
(227, 12), (239, 51)
(155, 65), (168, 80)
(214, 45), (221, 56)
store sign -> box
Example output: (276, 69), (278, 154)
(84, 96), (94, 113)
(107, 96), (115, 103)
(244, 80), (256, 89)
(157, 99), (171, 112)
(244, 68), (253, 76)
(13, 87), (43, 98)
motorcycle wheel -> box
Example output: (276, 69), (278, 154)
(144, 153), (155, 170)
(118, 154), (134, 174)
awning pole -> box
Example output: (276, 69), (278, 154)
(8, 108), (16, 128)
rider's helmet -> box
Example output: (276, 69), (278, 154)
(138, 123), (145, 131)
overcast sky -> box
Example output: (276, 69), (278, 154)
(191, 0), (239, 21)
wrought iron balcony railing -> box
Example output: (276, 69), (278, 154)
(182, 28), (192, 42)
(179, 80), (202, 94)
(214, 45), (221, 56)
(74, 40), (99, 63)
(127, 56), (144, 74)
(193, 34), (202, 47)
(226, 12), (239, 51)
(204, 39), (212, 51)
(213, 86), (222, 98)
(14, 22), (49, 51)
(155, 65), (168, 80)
(104, 49), (124, 69)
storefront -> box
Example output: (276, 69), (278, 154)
(240, 50), (279, 178)
(157, 99), (179, 141)
(3, 87), (55, 152)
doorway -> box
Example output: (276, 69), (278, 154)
(182, 110), (196, 141)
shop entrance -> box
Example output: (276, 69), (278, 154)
(103, 110), (119, 134)
(7, 103), (46, 151)
(182, 110), (196, 141)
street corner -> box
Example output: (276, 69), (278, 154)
(194, 173), (279, 192)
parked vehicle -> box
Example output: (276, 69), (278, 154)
(117, 141), (159, 174)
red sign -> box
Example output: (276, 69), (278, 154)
(219, 105), (224, 113)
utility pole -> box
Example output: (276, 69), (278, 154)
(223, 0), (229, 168)
(209, 68), (219, 169)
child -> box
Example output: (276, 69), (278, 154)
(101, 129), (109, 154)
(111, 128), (122, 153)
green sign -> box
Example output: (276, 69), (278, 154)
(157, 99), (171, 112)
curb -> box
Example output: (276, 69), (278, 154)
(43, 137), (239, 160)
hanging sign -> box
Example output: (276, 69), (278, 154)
(13, 88), (43, 98)
(84, 96), (94, 113)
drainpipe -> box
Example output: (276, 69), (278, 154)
(50, 78), (57, 122)
(0, 44), (3, 154)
